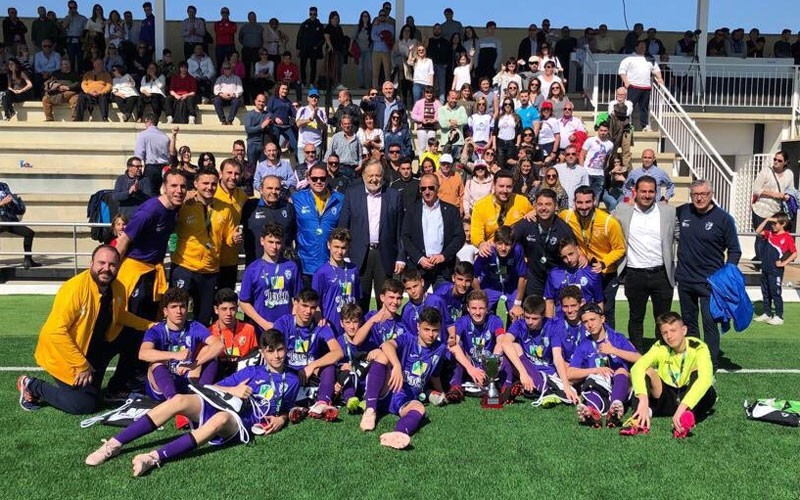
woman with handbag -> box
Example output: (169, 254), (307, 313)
(752, 150), (795, 265)
(0, 181), (40, 269)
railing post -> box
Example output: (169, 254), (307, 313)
(592, 61), (599, 117)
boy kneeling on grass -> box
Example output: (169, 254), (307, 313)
(359, 307), (466, 450)
(625, 311), (717, 438)
(86, 329), (300, 476)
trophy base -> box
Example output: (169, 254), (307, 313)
(481, 396), (503, 409)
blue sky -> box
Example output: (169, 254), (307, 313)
(12, 1), (799, 33)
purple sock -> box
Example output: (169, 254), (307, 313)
(449, 364), (464, 388)
(115, 414), (157, 445)
(156, 433), (197, 463)
(395, 409), (424, 435)
(365, 362), (387, 411)
(152, 364), (177, 399)
(342, 385), (356, 401)
(610, 373), (630, 405)
(317, 365), (335, 404)
(198, 358), (219, 385)
(583, 391), (606, 413)
(500, 357), (514, 387)
(520, 357), (545, 390)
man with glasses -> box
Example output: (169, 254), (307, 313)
(213, 7), (237, 71)
(554, 145), (589, 208)
(339, 160), (406, 312)
(375, 80), (405, 129)
(385, 144), (405, 183)
(325, 154), (351, 194)
(557, 103), (585, 152)
(296, 145), (319, 191)
(62, 1), (87, 73)
(254, 142), (295, 194)
(293, 165), (345, 285)
(188, 44), (215, 104)
(517, 24), (540, 63)
(113, 156), (148, 218)
(212, 62), (243, 125)
(326, 114), (361, 179)
(519, 56), (542, 89)
(33, 39), (61, 97)
(676, 180), (741, 370)
(402, 174), (466, 289)
(295, 87), (326, 162)
(296, 7), (324, 87)
(41, 58), (80, 121)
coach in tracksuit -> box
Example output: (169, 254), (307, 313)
(675, 180), (741, 370)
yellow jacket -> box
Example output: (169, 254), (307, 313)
(470, 193), (532, 246)
(171, 197), (237, 273)
(559, 208), (626, 274)
(214, 186), (249, 267)
(34, 270), (152, 385)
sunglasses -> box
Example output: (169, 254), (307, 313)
(389, 150), (401, 154)
(419, 185), (437, 192)
(484, 151), (495, 156)
(369, 92), (378, 96)
(545, 174), (557, 179)
(564, 107), (573, 110)
(327, 161), (340, 166)
(523, 133), (533, 137)
(309, 176), (327, 183)
(774, 158), (785, 162)
(304, 150), (316, 154)
(564, 152), (577, 156)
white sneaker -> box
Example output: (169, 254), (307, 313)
(642, 125), (652, 132)
(166, 116), (173, 124)
(188, 116), (196, 125)
(753, 313), (771, 323)
(766, 316), (784, 326)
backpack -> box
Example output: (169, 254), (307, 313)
(86, 189), (118, 243)
(744, 399), (800, 427)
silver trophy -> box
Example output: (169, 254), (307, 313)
(480, 353), (503, 408)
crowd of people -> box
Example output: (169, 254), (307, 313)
(3, 1), (799, 474)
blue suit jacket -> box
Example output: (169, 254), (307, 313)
(339, 182), (405, 273)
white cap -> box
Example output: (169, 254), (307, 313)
(439, 153), (454, 164)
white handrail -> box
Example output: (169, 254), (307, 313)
(650, 81), (736, 213)
(793, 68), (800, 138)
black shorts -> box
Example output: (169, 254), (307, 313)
(651, 379), (717, 417)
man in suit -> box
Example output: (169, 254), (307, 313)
(613, 175), (677, 352)
(402, 173), (465, 290)
(339, 160), (406, 312)
(373, 80), (407, 130)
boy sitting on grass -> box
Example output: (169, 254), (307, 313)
(544, 286), (589, 405)
(472, 225), (527, 320)
(753, 212), (797, 326)
(359, 307), (451, 450)
(401, 267), (454, 341)
(568, 303), (640, 429)
(312, 228), (361, 336)
(335, 303), (370, 413)
(627, 311), (717, 438)
(353, 279), (407, 353)
(139, 288), (224, 402)
(433, 260), (474, 324)
(86, 329), (299, 476)
(209, 288), (258, 378)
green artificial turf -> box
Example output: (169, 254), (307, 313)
(2, 297), (800, 499)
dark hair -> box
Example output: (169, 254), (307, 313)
(259, 328), (286, 349)
(635, 175), (657, 190)
(558, 235), (579, 252)
(494, 225), (514, 245)
(195, 167), (219, 180)
(261, 222), (285, 239)
(523, 295), (546, 315)
(163, 168), (188, 184)
(418, 307), (442, 328)
(494, 171), (514, 184)
(535, 188), (558, 203)
(197, 152), (216, 168)
(219, 157), (241, 173)
(453, 260), (475, 278)
(91, 244), (120, 261)
(380, 278), (404, 295)
(126, 156), (142, 167)
(214, 287), (238, 306)
(772, 211), (791, 226)
(161, 287), (190, 308)
(295, 288), (320, 304)
(558, 285), (583, 303)
(401, 267), (424, 284)
(656, 311), (683, 329)
(340, 303), (363, 322)
(328, 227), (351, 244)
(579, 302), (604, 317)
(466, 289), (489, 306)
(573, 185), (595, 199)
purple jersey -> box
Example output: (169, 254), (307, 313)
(395, 332), (448, 399)
(272, 315), (335, 370)
(240, 258), (302, 328)
(507, 317), (556, 371)
(336, 335), (364, 366)
(142, 320), (211, 360)
(433, 282), (469, 324)
(217, 365), (300, 426)
(474, 244), (527, 294)
(124, 197), (179, 264)
(545, 315), (590, 361)
(401, 293), (453, 339)
(362, 310), (407, 351)
(569, 327), (637, 371)
(455, 314), (504, 365)
(544, 265), (604, 312)
(312, 262), (361, 336)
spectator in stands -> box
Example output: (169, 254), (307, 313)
(676, 180), (741, 370)
(554, 145), (589, 208)
(249, 49), (276, 100)
(623, 149), (675, 202)
(76, 58), (111, 122)
(407, 42), (433, 104)
(105, 10), (126, 54)
(674, 30), (697, 57)
(425, 24), (449, 103)
(31, 7), (58, 51)
(370, 9), (394, 88)
(139, 3), (155, 54)
(518, 24), (539, 63)
(536, 60), (562, 98)
(440, 8), (462, 43)
(623, 23), (644, 54)
(534, 166), (569, 211)
(535, 101), (560, 163)
(618, 40), (663, 132)
(212, 62), (243, 125)
(608, 86), (633, 118)
(725, 28), (746, 58)
(411, 86), (441, 160)
(547, 82), (570, 118)
(122, 12), (141, 60)
(592, 24), (614, 54)
(557, 102), (584, 153)
(101, 46), (123, 74)
(295, 144), (320, 192)
(352, 11), (373, 90)
(130, 43), (152, 83)
(181, 5), (205, 61)
(791, 32), (800, 65)
(390, 156), (419, 208)
(580, 123), (614, 206)
(745, 28), (764, 58)
(374, 80), (406, 129)
(238, 12), (263, 81)
(296, 87), (327, 161)
(242, 175), (296, 264)
(170, 140), (198, 185)
(537, 43), (562, 78)
(138, 62), (165, 123)
(538, 18), (558, 47)
(0, 181), (40, 269)
(327, 114), (361, 179)
(113, 156), (148, 217)
(323, 11), (347, 90)
(134, 113), (170, 196)
(33, 39), (60, 95)
(188, 44), (215, 103)
(3, 7), (28, 53)
(275, 51), (302, 103)
(436, 154), (464, 212)
(214, 7), (237, 71)
(438, 90), (467, 158)
(254, 142), (295, 194)
(110, 65), (140, 122)
(475, 21), (502, 81)
(706, 29), (727, 56)
(166, 61), (198, 124)
(554, 27), (577, 82)
(324, 153), (351, 194)
(243, 92), (270, 165)
(329, 89), (360, 131)
(774, 29), (793, 58)
(357, 112), (384, 166)
(1, 57), (32, 120)
(230, 140), (255, 196)
(62, 1), (87, 73)
(493, 59), (522, 104)
(644, 28), (666, 58)
(266, 82), (297, 152)
(264, 17), (288, 69)
(751, 151), (794, 268)
(42, 58), (80, 121)
(297, 6), (324, 87)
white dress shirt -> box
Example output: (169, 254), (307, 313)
(627, 202), (663, 269)
(421, 199), (444, 258)
(366, 188), (382, 245)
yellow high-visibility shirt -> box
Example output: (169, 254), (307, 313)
(470, 194), (532, 245)
(214, 186), (249, 267)
(171, 198), (237, 273)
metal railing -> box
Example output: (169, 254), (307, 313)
(650, 81), (737, 212)
(793, 97), (800, 139)
(0, 221), (109, 274)
(731, 153), (772, 231)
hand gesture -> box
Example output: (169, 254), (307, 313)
(468, 366), (486, 386)
(388, 365), (404, 392)
(597, 341), (616, 356)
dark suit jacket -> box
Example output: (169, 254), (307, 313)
(373, 96), (407, 129)
(402, 199), (465, 276)
(339, 183), (405, 273)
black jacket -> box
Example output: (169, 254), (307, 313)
(402, 199), (465, 274)
(338, 183), (405, 271)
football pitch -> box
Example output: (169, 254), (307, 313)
(2, 295), (799, 499)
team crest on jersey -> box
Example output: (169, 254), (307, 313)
(411, 360), (428, 376)
(580, 276), (588, 286)
(300, 206), (311, 214)
(284, 269), (292, 280)
(281, 209), (287, 218)
(331, 207), (338, 215)
(271, 276), (285, 289)
(295, 339), (310, 353)
(258, 383), (275, 401)
(238, 336), (247, 346)
(176, 279), (186, 288)
(705, 221), (714, 231)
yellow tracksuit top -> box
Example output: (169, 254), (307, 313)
(559, 208), (626, 274)
(470, 194), (532, 246)
(214, 186), (249, 267)
(34, 270), (152, 385)
(171, 197), (237, 273)
(630, 337), (714, 409)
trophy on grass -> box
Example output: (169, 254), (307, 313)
(480, 353), (503, 409)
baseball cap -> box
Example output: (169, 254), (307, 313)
(540, 100), (553, 110)
(439, 154), (453, 164)
(528, 56), (540, 64)
(308, 87), (320, 97)
(473, 160), (488, 170)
